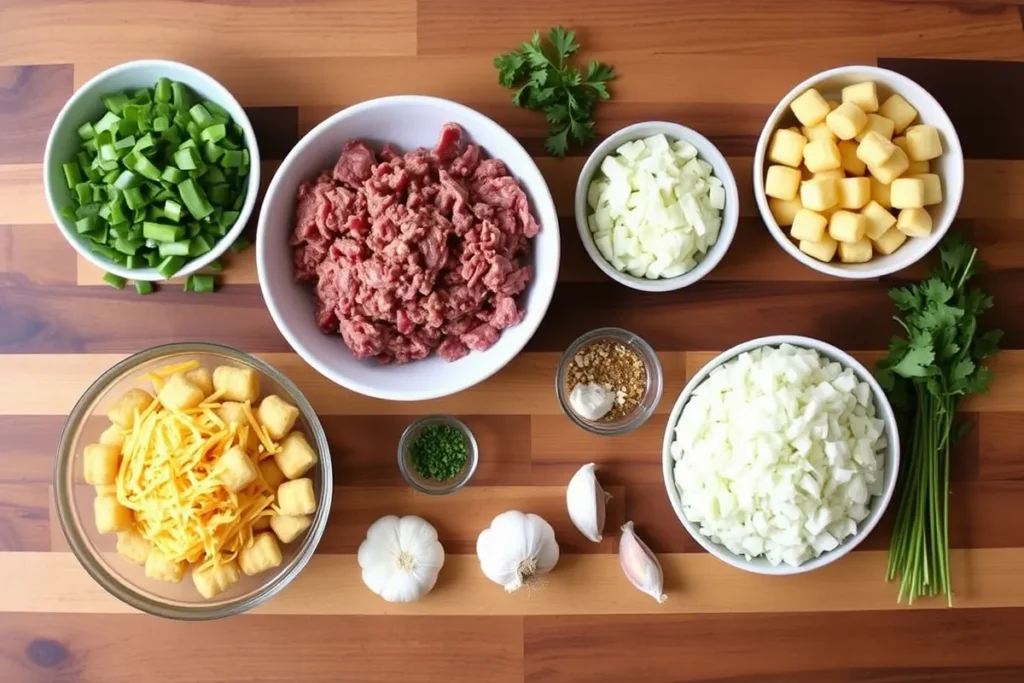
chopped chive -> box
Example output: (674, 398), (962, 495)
(135, 280), (154, 295)
(188, 274), (215, 293)
(102, 272), (126, 289)
(156, 255), (186, 279)
(206, 259), (224, 273)
(157, 240), (191, 257)
(229, 236), (251, 253)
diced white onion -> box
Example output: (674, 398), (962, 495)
(670, 344), (886, 568)
(587, 134), (725, 279)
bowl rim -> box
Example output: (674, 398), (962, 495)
(43, 59), (262, 282)
(397, 414), (480, 495)
(52, 342), (333, 620)
(753, 64), (964, 280)
(255, 94), (560, 401)
(660, 334), (900, 576)
(574, 121), (740, 292)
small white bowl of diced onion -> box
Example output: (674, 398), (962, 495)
(575, 122), (739, 292)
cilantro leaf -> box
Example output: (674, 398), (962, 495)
(949, 357), (975, 389)
(962, 365), (993, 395)
(892, 343), (935, 378)
(494, 28), (613, 156)
(889, 286), (919, 312)
(972, 329), (1003, 360)
(545, 125), (570, 156)
(494, 51), (528, 88)
(548, 26), (579, 62)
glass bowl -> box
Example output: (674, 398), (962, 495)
(397, 415), (479, 495)
(53, 342), (332, 620)
(556, 327), (664, 435)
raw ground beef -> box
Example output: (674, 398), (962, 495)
(291, 123), (541, 364)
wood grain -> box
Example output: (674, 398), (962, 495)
(2, 0), (1023, 680)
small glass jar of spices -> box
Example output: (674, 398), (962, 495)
(556, 327), (664, 435)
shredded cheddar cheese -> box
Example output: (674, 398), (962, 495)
(116, 383), (277, 572)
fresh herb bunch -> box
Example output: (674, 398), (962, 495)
(493, 26), (615, 156)
(877, 233), (1002, 605)
(409, 424), (469, 482)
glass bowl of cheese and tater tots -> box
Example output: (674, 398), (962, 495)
(53, 342), (332, 620)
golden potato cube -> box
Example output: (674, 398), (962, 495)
(826, 102), (868, 141)
(212, 366), (260, 403)
(838, 177), (871, 210)
(856, 132), (896, 168)
(873, 226), (909, 255)
(768, 128), (807, 168)
(905, 125), (943, 161)
(838, 238), (873, 264)
(908, 159), (929, 174)
(790, 88), (831, 126)
(803, 139), (842, 174)
(217, 446), (258, 493)
(861, 200), (897, 239)
(890, 178), (926, 209)
(271, 514), (312, 544)
(278, 478), (316, 516)
(878, 94), (918, 134)
(868, 147), (910, 185)
(765, 165), (802, 200)
(239, 532), (283, 576)
(841, 81), (879, 113)
(893, 135), (909, 155)
(259, 458), (287, 492)
(116, 529), (151, 565)
(217, 401), (257, 451)
(275, 431), (318, 479)
(790, 210), (828, 242)
(827, 99), (840, 111)
(909, 173), (943, 206)
(855, 114), (895, 142)
(157, 373), (205, 412)
(871, 177), (892, 208)
(813, 169), (845, 181)
(192, 560), (241, 599)
(145, 548), (186, 583)
(829, 211), (868, 243)
(94, 483), (116, 496)
(768, 197), (802, 226)
(253, 514), (272, 531)
(257, 395), (300, 441)
(107, 389), (154, 428)
(99, 423), (125, 448)
(800, 178), (839, 212)
(799, 235), (838, 263)
(786, 126), (801, 133)
(84, 443), (120, 485)
(185, 367), (214, 396)
(897, 207), (933, 237)
(836, 140), (866, 177)
(801, 123), (836, 144)
(94, 494), (133, 534)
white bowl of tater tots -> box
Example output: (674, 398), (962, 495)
(53, 342), (332, 620)
(754, 65), (964, 279)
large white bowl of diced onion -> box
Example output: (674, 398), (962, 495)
(574, 121), (739, 292)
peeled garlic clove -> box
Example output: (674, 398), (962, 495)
(566, 462), (610, 543)
(619, 521), (666, 603)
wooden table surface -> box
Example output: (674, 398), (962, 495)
(2, 1), (1024, 681)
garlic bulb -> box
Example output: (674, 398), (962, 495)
(357, 515), (444, 603)
(476, 511), (559, 592)
(566, 462), (611, 542)
(619, 521), (666, 603)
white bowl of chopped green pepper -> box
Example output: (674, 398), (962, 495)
(44, 59), (260, 286)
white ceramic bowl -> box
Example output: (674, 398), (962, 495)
(257, 96), (560, 401)
(661, 334), (900, 575)
(44, 60), (260, 281)
(754, 65), (963, 279)
(574, 121), (739, 291)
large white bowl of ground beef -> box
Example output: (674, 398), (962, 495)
(257, 96), (560, 401)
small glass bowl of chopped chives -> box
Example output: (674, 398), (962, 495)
(397, 415), (479, 495)
(44, 59), (260, 282)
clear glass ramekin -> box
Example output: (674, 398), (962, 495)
(397, 415), (479, 495)
(53, 342), (333, 620)
(556, 327), (664, 436)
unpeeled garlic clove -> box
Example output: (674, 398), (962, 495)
(619, 521), (666, 603)
(566, 462), (611, 543)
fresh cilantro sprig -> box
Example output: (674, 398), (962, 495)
(878, 233), (1002, 606)
(493, 26), (615, 156)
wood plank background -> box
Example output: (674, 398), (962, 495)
(1, 0), (1023, 681)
